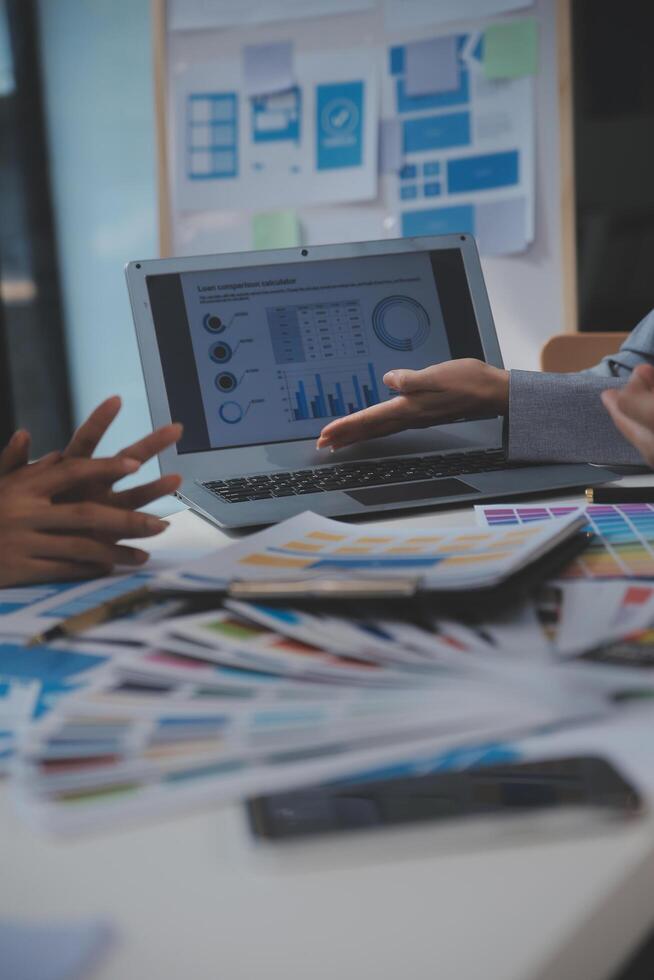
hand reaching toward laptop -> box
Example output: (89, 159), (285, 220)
(316, 359), (510, 451)
(602, 364), (654, 468)
(0, 397), (183, 586)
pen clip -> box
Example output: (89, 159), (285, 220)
(227, 576), (420, 601)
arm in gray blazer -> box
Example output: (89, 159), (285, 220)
(507, 310), (654, 464)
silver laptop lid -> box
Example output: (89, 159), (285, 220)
(125, 234), (504, 480)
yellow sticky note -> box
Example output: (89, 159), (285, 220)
(483, 18), (538, 80)
(252, 210), (301, 250)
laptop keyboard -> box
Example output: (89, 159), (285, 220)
(201, 449), (520, 504)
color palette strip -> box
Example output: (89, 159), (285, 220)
(477, 504), (654, 579)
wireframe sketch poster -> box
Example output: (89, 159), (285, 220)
(173, 49), (378, 211)
(380, 31), (534, 254)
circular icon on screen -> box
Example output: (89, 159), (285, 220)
(215, 371), (237, 393)
(219, 401), (243, 424)
(209, 341), (232, 363)
(371, 296), (430, 351)
(203, 313), (226, 334)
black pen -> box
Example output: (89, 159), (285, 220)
(586, 486), (654, 505)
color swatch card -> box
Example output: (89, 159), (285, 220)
(476, 504), (654, 579)
(160, 510), (585, 593)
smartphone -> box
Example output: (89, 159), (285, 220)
(247, 756), (643, 841)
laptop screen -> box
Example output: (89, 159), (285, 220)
(146, 247), (484, 455)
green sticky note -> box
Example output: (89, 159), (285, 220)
(483, 18), (538, 80)
(252, 210), (301, 250)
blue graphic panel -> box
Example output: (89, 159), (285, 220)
(400, 185), (418, 200)
(404, 112), (471, 154)
(187, 93), (238, 180)
(401, 205), (475, 238)
(316, 81), (364, 171)
(396, 70), (470, 114)
(0, 644), (107, 683)
(447, 150), (519, 193)
(424, 182), (441, 197)
(389, 46), (405, 75)
(252, 87), (301, 144)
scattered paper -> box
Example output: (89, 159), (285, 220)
(169, 0), (375, 31)
(383, 0), (533, 32)
(0, 572), (155, 639)
(243, 41), (295, 98)
(0, 918), (115, 980)
(252, 209), (301, 249)
(483, 17), (539, 80)
(378, 118), (403, 175)
(476, 197), (529, 256)
(300, 205), (389, 245)
(404, 36), (460, 98)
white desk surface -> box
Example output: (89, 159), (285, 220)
(4, 479), (654, 980)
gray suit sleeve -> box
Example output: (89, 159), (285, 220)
(506, 310), (654, 464)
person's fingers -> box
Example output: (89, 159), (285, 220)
(383, 365), (445, 394)
(31, 501), (169, 538)
(601, 391), (654, 466)
(317, 397), (419, 449)
(63, 396), (122, 459)
(110, 473), (182, 511)
(27, 450), (63, 473)
(115, 423), (183, 464)
(11, 559), (113, 585)
(0, 429), (31, 475)
(29, 456), (140, 495)
(611, 384), (654, 431)
(28, 531), (150, 566)
(631, 363), (654, 392)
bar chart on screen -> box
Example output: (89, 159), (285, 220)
(279, 362), (381, 422)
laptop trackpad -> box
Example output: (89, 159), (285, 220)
(346, 478), (479, 507)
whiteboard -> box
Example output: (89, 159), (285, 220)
(153, 0), (575, 371)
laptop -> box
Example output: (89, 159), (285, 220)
(126, 234), (616, 529)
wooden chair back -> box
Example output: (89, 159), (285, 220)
(540, 332), (629, 372)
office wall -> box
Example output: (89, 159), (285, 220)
(36, 0), (157, 466)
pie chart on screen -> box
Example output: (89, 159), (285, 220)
(372, 296), (430, 351)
